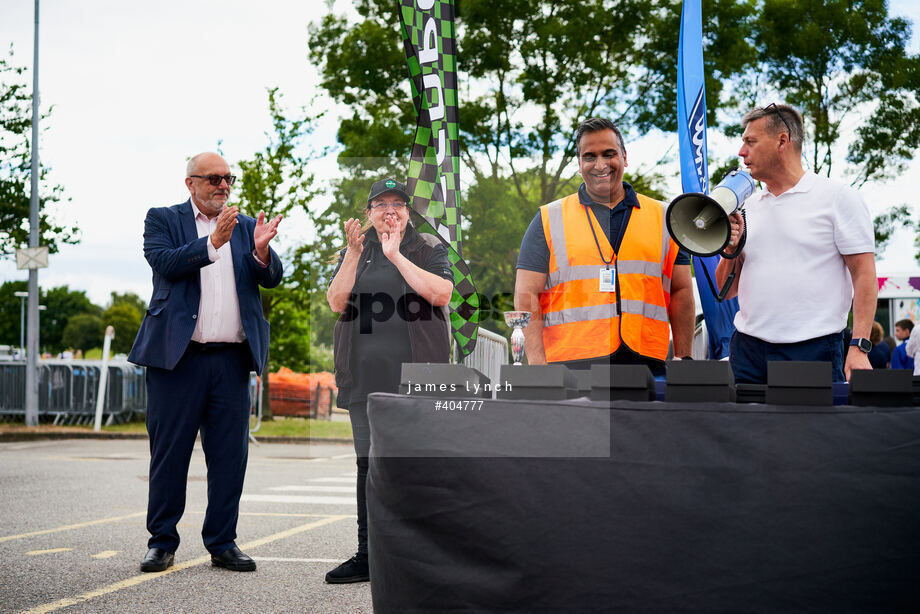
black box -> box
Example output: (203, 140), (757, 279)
(766, 361), (833, 406)
(498, 365), (578, 400)
(572, 369), (593, 398)
(399, 363), (491, 398)
(590, 365), (655, 402)
(736, 384), (766, 404)
(665, 360), (735, 403)
(849, 370), (913, 407)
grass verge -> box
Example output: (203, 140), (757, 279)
(0, 417), (352, 440)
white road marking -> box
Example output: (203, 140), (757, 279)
(241, 494), (355, 505)
(267, 485), (354, 493)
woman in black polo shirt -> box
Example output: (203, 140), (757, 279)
(325, 178), (454, 584)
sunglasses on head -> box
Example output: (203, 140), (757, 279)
(762, 103), (792, 136)
(190, 174), (236, 187)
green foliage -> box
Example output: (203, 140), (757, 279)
(39, 285), (101, 353)
(873, 204), (919, 262)
(108, 291), (146, 314)
(752, 0), (920, 184)
(102, 303), (142, 355)
(0, 280), (28, 348)
(0, 45), (79, 258)
(0, 281), (101, 353)
(61, 313), (104, 352)
(233, 86), (326, 420)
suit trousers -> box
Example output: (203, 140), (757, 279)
(145, 342), (252, 555)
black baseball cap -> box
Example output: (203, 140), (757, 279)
(367, 178), (411, 204)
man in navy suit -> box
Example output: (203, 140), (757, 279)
(129, 152), (283, 573)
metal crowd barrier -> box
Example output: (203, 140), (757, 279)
(0, 359), (146, 425)
(461, 327), (509, 386)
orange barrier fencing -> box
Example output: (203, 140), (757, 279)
(268, 368), (337, 419)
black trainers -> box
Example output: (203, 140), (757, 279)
(325, 552), (370, 584)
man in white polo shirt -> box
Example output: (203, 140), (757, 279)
(715, 103), (877, 384)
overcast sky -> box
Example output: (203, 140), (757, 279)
(1, 0), (918, 307)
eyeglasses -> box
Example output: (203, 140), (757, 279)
(763, 103), (792, 137)
(369, 201), (408, 210)
(189, 174), (236, 186)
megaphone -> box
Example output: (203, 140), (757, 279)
(666, 169), (756, 257)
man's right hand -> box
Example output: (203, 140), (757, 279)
(724, 212), (745, 255)
(210, 205), (239, 249)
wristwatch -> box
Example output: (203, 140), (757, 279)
(849, 337), (872, 353)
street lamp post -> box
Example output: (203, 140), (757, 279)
(14, 291), (28, 358)
(25, 0), (41, 427)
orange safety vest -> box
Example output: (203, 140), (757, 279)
(539, 192), (679, 363)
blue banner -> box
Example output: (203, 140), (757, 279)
(676, 0), (738, 359)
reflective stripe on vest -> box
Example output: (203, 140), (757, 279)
(540, 192), (678, 362)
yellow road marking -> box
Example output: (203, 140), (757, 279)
(0, 510), (349, 545)
(26, 548), (72, 555)
(21, 515), (351, 614)
(91, 551), (119, 559)
(0, 512), (146, 543)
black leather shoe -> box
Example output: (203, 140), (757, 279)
(325, 552), (369, 583)
(211, 546), (256, 571)
(140, 547), (174, 572)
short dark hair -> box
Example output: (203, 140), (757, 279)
(575, 118), (626, 156)
(742, 103), (804, 151)
(896, 318), (914, 332)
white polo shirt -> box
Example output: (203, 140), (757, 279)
(733, 171), (874, 344)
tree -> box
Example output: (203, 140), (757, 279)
(0, 281), (102, 353)
(234, 88), (322, 419)
(307, 1), (756, 337)
(0, 45), (79, 258)
(0, 280), (29, 348)
(753, 0), (920, 185)
(39, 285), (101, 353)
(102, 302), (142, 355)
(108, 291), (146, 315)
(61, 313), (104, 353)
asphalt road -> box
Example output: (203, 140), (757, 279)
(0, 437), (373, 613)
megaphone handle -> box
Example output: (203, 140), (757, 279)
(697, 255), (737, 303)
(719, 208), (747, 260)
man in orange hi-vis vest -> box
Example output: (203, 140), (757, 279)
(514, 118), (695, 375)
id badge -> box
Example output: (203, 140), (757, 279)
(599, 267), (616, 292)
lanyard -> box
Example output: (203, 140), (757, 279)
(584, 204), (629, 269)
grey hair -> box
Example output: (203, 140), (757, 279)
(742, 104), (804, 150)
(575, 117), (626, 156)
(186, 154), (203, 177)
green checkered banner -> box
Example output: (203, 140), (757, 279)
(399, 0), (479, 359)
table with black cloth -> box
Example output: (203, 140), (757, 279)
(365, 393), (920, 613)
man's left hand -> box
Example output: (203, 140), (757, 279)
(254, 211), (283, 262)
(844, 346), (872, 381)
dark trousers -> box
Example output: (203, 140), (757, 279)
(347, 401), (371, 555)
(145, 343), (252, 555)
(730, 330), (845, 384)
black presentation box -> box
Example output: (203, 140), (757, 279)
(573, 369), (593, 398)
(736, 383), (767, 404)
(399, 363), (491, 398)
(849, 369), (913, 407)
(766, 361), (833, 406)
(498, 364), (578, 400)
(665, 360), (736, 402)
(590, 364), (656, 402)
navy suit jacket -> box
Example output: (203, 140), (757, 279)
(128, 200), (283, 373)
